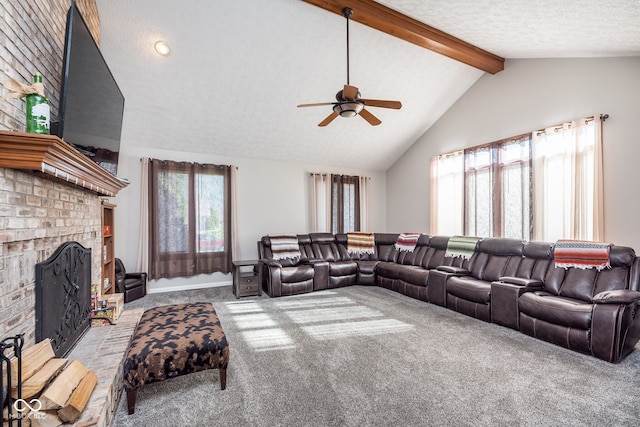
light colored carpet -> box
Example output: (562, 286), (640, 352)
(113, 285), (640, 427)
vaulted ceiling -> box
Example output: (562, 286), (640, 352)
(97, 0), (640, 171)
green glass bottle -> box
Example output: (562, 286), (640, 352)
(25, 73), (50, 134)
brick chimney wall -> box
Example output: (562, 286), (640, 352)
(0, 0), (102, 346)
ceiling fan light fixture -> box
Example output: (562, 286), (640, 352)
(333, 102), (364, 118)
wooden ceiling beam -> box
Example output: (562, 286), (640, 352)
(300, 0), (505, 74)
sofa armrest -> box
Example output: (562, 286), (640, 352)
(427, 267), (468, 307)
(592, 289), (640, 305)
(497, 276), (543, 288)
(125, 272), (147, 281)
(263, 259), (283, 268)
(436, 266), (469, 275)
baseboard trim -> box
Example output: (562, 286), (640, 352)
(148, 280), (232, 294)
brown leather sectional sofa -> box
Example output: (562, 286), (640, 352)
(257, 233), (640, 363)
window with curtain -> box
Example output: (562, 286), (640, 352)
(532, 117), (603, 241)
(311, 173), (368, 233)
(149, 159), (232, 279)
(332, 174), (360, 233)
(464, 135), (531, 239)
(431, 115), (603, 241)
(430, 151), (464, 235)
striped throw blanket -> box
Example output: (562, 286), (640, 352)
(445, 235), (481, 259)
(554, 240), (611, 270)
(347, 232), (375, 254)
(395, 232), (422, 252)
(269, 234), (301, 260)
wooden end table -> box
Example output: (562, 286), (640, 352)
(232, 259), (262, 298)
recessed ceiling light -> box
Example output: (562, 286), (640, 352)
(154, 41), (171, 56)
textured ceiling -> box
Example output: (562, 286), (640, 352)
(96, 0), (640, 171)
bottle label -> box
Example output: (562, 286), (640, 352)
(26, 96), (50, 134)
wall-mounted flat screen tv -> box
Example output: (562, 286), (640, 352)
(56, 1), (125, 176)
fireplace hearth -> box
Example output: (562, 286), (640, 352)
(35, 241), (92, 357)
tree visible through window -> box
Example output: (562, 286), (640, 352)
(149, 160), (231, 279)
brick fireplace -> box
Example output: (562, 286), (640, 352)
(0, 166), (103, 345)
(0, 131), (130, 426)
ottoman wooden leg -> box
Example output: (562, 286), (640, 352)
(127, 390), (137, 415)
(220, 368), (227, 390)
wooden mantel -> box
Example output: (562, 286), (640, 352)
(0, 131), (128, 196)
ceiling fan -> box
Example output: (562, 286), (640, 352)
(297, 7), (402, 127)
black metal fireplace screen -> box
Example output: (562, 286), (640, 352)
(1, 334), (24, 426)
(35, 241), (92, 358)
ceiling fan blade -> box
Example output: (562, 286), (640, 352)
(298, 102), (335, 108)
(359, 108), (381, 126)
(360, 99), (402, 109)
(318, 111), (339, 127)
(343, 84), (359, 100)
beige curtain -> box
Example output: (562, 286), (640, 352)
(430, 151), (464, 235)
(311, 173), (331, 232)
(136, 157), (150, 273)
(359, 176), (369, 231)
(532, 116), (604, 241)
(230, 165), (239, 261)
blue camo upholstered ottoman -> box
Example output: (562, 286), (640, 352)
(123, 302), (229, 414)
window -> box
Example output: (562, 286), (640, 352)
(431, 116), (603, 241)
(464, 135), (531, 239)
(332, 175), (360, 233)
(149, 159), (232, 279)
(311, 173), (368, 233)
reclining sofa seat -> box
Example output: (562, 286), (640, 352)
(445, 238), (525, 322)
(336, 234), (378, 284)
(518, 244), (640, 363)
(309, 233), (357, 290)
(395, 235), (456, 302)
(257, 235), (316, 297)
(490, 241), (554, 330)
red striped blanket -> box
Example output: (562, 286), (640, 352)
(553, 239), (611, 270)
(394, 233), (422, 252)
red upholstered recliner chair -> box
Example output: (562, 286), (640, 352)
(115, 258), (147, 303)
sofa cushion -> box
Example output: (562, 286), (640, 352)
(518, 291), (592, 329)
(280, 266), (314, 282)
(376, 261), (401, 279)
(329, 260), (358, 276)
(397, 266), (430, 287)
(447, 277), (491, 304)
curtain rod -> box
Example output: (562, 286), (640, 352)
(310, 172), (371, 179)
(535, 114), (609, 136)
(143, 157), (237, 169)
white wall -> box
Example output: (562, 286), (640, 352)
(113, 145), (386, 292)
(387, 57), (640, 248)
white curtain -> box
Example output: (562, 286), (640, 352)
(136, 157), (150, 273)
(311, 173), (331, 232)
(430, 151), (464, 235)
(359, 176), (369, 231)
(532, 116), (604, 241)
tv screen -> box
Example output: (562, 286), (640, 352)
(56, 2), (124, 176)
